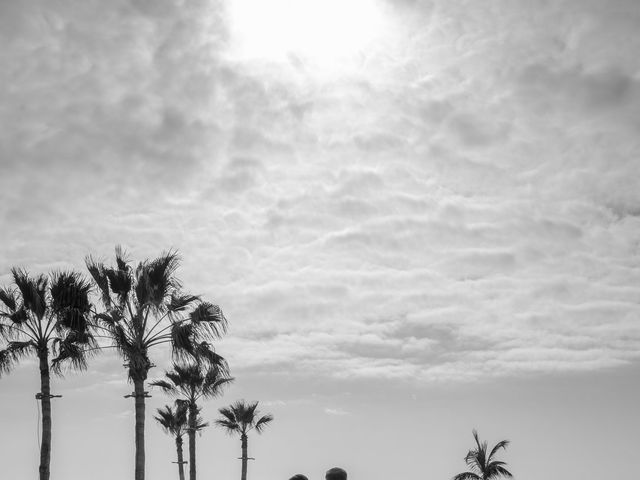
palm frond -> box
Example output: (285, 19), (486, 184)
(195, 418), (209, 432)
(485, 462), (513, 479)
(254, 414), (274, 433)
(111, 324), (134, 352)
(12, 268), (47, 319)
(488, 440), (510, 461)
(469, 430), (487, 472)
(166, 364), (198, 390)
(1, 320), (38, 344)
(189, 302), (227, 337)
(135, 251), (180, 309)
(85, 256), (112, 308)
(193, 343), (230, 373)
(0, 287), (17, 311)
(492, 465), (513, 478)
(50, 271), (92, 313)
(465, 450), (480, 470)
(453, 472), (481, 480)
(150, 379), (178, 395)
(168, 294), (200, 314)
(0, 340), (36, 375)
(114, 245), (130, 273)
(104, 267), (132, 306)
(214, 418), (239, 434)
(202, 369), (234, 398)
(169, 323), (196, 361)
(51, 337), (94, 373)
(0, 349), (10, 375)
(95, 310), (123, 327)
(50, 271), (93, 337)
(217, 406), (237, 424)
(240, 401), (259, 427)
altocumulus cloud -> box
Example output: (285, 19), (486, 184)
(1, 0), (640, 385)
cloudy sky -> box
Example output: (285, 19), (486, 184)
(1, 0), (639, 479)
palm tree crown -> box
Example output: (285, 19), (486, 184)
(453, 430), (513, 480)
(155, 402), (190, 439)
(86, 246), (227, 381)
(0, 268), (95, 373)
(151, 361), (233, 406)
(154, 402), (209, 443)
(216, 400), (274, 437)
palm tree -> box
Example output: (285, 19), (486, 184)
(154, 402), (208, 480)
(215, 400), (273, 480)
(86, 246), (228, 480)
(0, 269), (95, 480)
(453, 430), (513, 480)
(151, 361), (233, 480)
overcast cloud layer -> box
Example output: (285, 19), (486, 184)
(1, 0), (640, 387)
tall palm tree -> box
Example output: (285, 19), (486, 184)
(151, 361), (233, 480)
(154, 402), (208, 480)
(453, 430), (513, 480)
(0, 269), (95, 480)
(215, 400), (273, 480)
(86, 246), (228, 480)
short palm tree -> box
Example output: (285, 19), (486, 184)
(154, 402), (208, 480)
(453, 430), (513, 480)
(0, 269), (95, 480)
(151, 361), (233, 480)
(86, 247), (227, 480)
(215, 400), (273, 480)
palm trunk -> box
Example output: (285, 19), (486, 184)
(134, 378), (146, 480)
(38, 349), (52, 480)
(188, 404), (197, 480)
(240, 434), (248, 480)
(176, 436), (185, 480)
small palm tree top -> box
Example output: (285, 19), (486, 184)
(150, 360), (233, 405)
(215, 400), (273, 437)
(155, 402), (208, 438)
(155, 402), (189, 439)
(453, 430), (512, 480)
(0, 268), (96, 374)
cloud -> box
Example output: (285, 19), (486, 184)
(324, 407), (350, 416)
(2, 0), (640, 388)
(516, 63), (640, 124)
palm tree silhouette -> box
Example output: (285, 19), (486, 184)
(154, 402), (208, 480)
(151, 361), (233, 480)
(86, 246), (227, 480)
(0, 269), (95, 480)
(453, 430), (513, 480)
(215, 400), (273, 480)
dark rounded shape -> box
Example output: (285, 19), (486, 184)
(326, 467), (347, 480)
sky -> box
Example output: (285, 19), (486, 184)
(0, 0), (639, 479)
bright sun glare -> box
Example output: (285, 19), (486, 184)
(229, 0), (385, 64)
